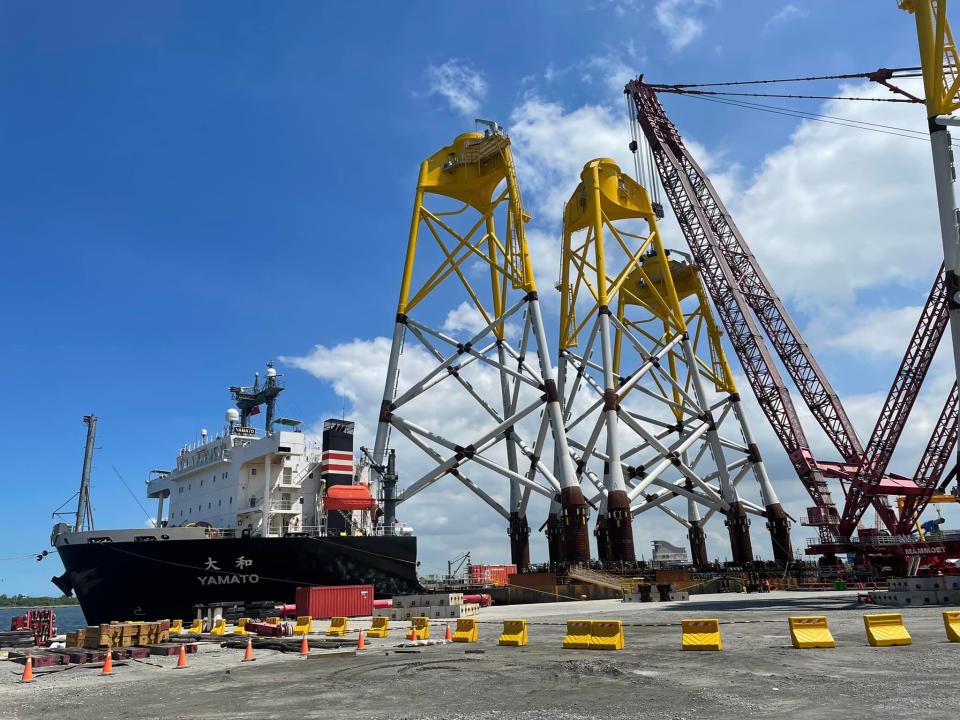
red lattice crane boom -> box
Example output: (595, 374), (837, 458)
(839, 267), (949, 535)
(626, 78), (955, 557)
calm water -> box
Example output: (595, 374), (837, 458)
(0, 605), (87, 633)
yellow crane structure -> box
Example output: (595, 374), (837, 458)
(371, 122), (590, 567)
(555, 158), (792, 565)
(900, 0), (960, 418)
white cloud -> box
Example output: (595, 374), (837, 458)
(654, 0), (716, 52)
(424, 59), (487, 118)
(580, 40), (643, 93)
(816, 305), (926, 357)
(764, 3), (807, 31)
(729, 79), (940, 313)
(441, 301), (490, 335)
(587, 0), (638, 16)
(509, 98), (634, 224)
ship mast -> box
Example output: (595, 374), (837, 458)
(74, 414), (97, 532)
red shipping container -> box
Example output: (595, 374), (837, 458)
(295, 585), (374, 619)
(470, 564), (517, 587)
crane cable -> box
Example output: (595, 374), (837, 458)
(647, 66), (925, 103)
(663, 92), (960, 147)
(653, 88), (919, 103)
(648, 67), (922, 89)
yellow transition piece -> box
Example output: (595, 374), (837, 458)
(681, 619), (722, 651)
(863, 613), (912, 647)
(788, 616), (836, 649)
(499, 619), (528, 647)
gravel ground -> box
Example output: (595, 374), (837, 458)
(2, 590), (957, 720)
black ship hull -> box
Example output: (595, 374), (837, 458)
(53, 534), (421, 625)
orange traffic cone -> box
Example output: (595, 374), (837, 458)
(300, 634), (309, 657)
(242, 636), (256, 662)
(102, 649), (114, 676)
(410, 626), (417, 642)
(20, 654), (33, 683)
(356, 629), (366, 651)
(444, 624), (452, 641)
(175, 644), (188, 669)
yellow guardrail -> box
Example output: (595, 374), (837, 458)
(368, 616), (390, 638)
(681, 619), (722, 651)
(499, 619), (528, 647)
(326, 617), (349, 637)
(863, 613), (912, 647)
(788, 616), (835, 649)
(452, 618), (479, 643)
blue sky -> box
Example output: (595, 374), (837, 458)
(2, 1), (954, 594)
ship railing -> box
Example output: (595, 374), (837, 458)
(201, 527), (239, 539)
(270, 500), (297, 511)
(805, 531), (960, 547)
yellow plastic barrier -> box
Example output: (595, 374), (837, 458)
(186, 619), (203, 635)
(943, 610), (960, 642)
(209, 618), (226, 636)
(452, 618), (478, 643)
(562, 619), (593, 649)
(788, 616), (836, 649)
(368, 616), (390, 639)
(233, 618), (250, 636)
(265, 616), (281, 626)
(590, 620), (625, 650)
(293, 616), (312, 636)
(326, 617), (349, 637)
(863, 613), (912, 647)
(170, 619), (184, 634)
(681, 619), (722, 651)
(407, 616), (430, 640)
(499, 619), (528, 647)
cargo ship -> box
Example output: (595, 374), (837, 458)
(50, 365), (421, 624)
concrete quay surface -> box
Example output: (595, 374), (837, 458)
(2, 590), (957, 720)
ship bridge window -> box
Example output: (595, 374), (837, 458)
(250, 468), (257, 477)
(278, 446), (291, 453)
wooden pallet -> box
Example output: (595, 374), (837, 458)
(143, 643), (199, 656)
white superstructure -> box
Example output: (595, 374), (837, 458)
(146, 419), (324, 537)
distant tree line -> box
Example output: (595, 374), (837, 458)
(0, 594), (79, 608)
